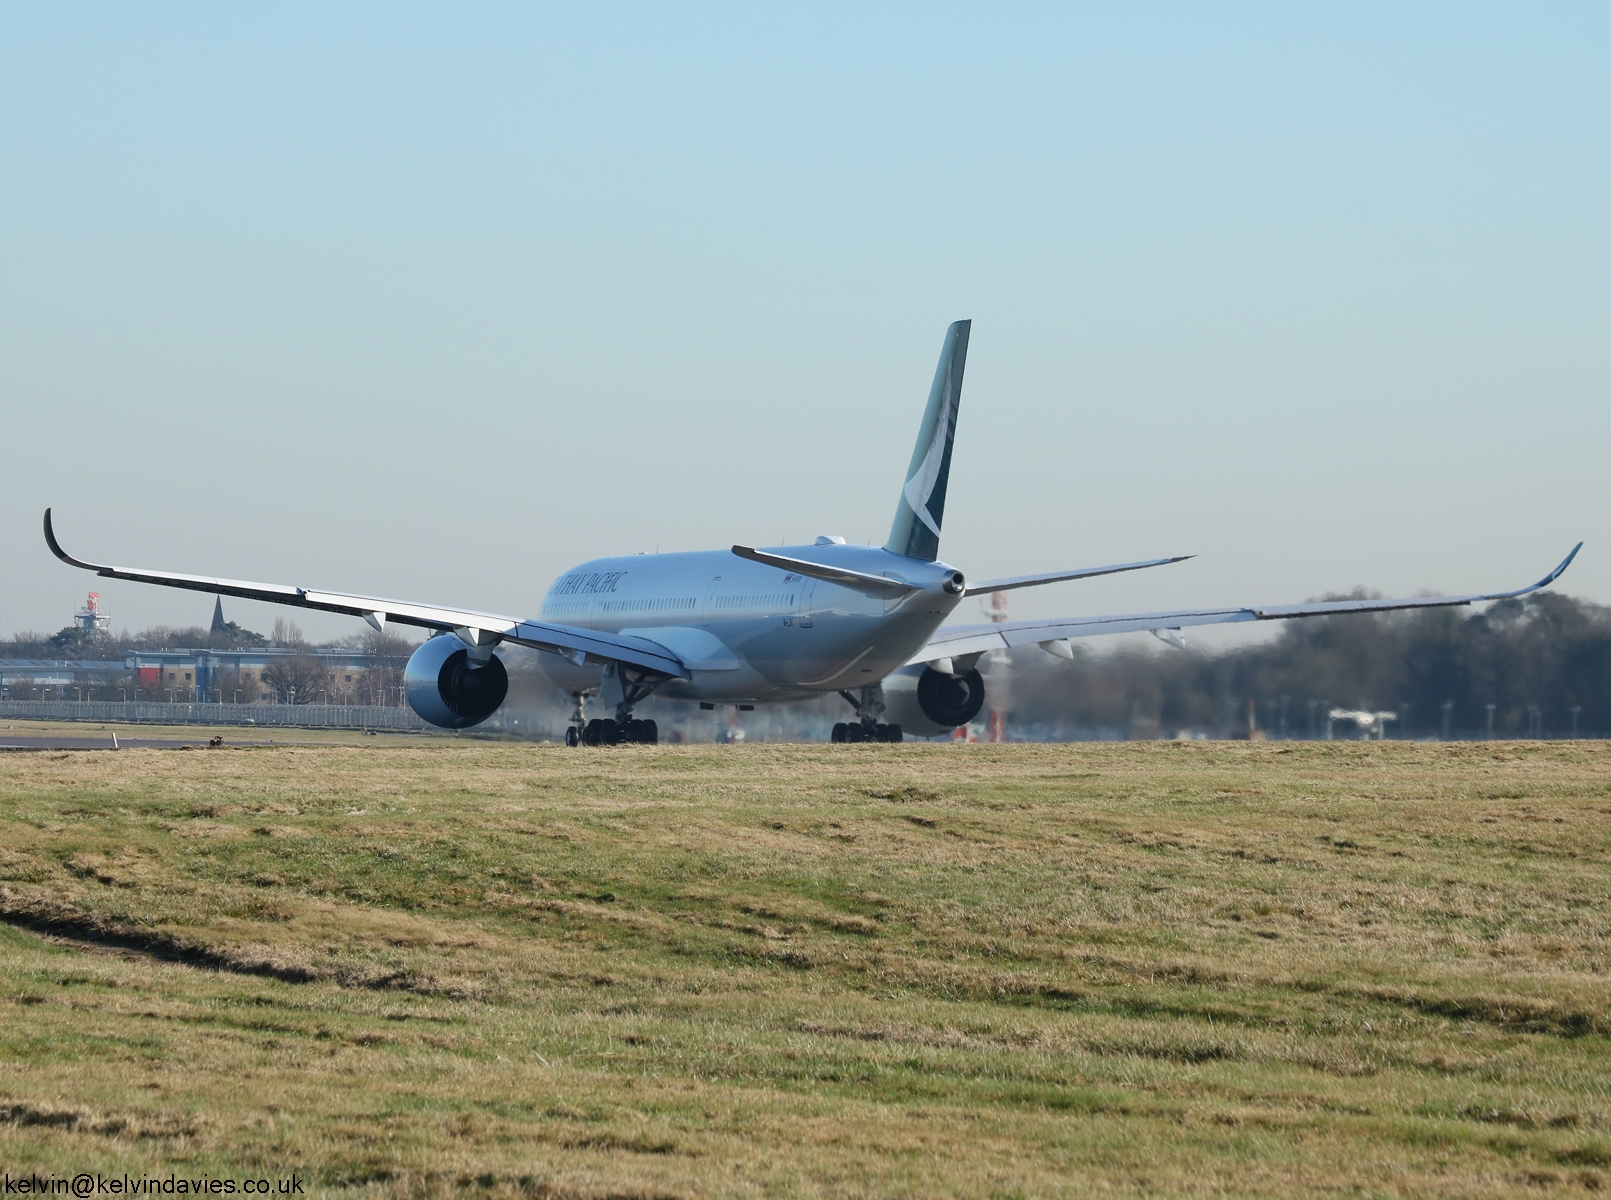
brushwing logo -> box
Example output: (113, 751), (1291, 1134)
(901, 374), (954, 538)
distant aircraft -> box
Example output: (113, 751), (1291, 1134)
(1329, 709), (1398, 740)
(45, 321), (1581, 744)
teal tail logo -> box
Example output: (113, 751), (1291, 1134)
(886, 320), (970, 562)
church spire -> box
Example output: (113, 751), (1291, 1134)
(210, 596), (227, 633)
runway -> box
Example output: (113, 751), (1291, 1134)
(2, 734), (283, 750)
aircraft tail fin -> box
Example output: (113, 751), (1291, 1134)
(885, 319), (970, 561)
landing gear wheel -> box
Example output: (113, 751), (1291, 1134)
(565, 726), (579, 747)
(831, 723), (848, 744)
(845, 723), (865, 743)
(879, 723), (903, 743)
(638, 719), (658, 745)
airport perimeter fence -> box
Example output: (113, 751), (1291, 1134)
(0, 699), (429, 731)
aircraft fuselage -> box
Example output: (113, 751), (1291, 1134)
(535, 543), (963, 703)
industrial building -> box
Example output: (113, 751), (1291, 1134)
(0, 647), (381, 704)
(2, 594), (395, 705)
(124, 647), (379, 703)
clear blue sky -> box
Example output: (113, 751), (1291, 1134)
(3, 3), (1607, 646)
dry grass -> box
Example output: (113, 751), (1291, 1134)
(1, 739), (1609, 1197)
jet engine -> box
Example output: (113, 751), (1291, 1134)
(404, 634), (509, 729)
(880, 662), (986, 736)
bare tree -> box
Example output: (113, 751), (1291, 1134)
(270, 618), (306, 648)
(355, 629), (412, 705)
(261, 654), (332, 704)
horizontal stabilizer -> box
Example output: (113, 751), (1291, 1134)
(965, 555), (1192, 596)
(730, 546), (921, 598)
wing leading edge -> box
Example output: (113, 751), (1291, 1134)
(42, 509), (687, 679)
(910, 544), (1584, 665)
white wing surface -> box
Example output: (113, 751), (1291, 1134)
(909, 544), (1583, 665)
(43, 510), (687, 679)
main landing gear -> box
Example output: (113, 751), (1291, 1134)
(831, 684), (902, 743)
(831, 721), (902, 743)
(568, 717), (659, 746)
(564, 667), (662, 747)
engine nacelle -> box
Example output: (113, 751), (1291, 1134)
(404, 635), (509, 729)
(880, 663), (986, 736)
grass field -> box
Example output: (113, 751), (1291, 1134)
(0, 739), (1608, 1198)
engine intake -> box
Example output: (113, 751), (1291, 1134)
(404, 635), (509, 729)
(880, 663), (986, 736)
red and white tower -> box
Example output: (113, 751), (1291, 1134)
(74, 592), (110, 634)
(985, 589), (1010, 742)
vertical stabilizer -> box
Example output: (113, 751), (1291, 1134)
(885, 319), (970, 561)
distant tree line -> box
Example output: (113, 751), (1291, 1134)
(1, 621), (269, 659)
(1007, 592), (1611, 740)
(0, 618), (416, 707)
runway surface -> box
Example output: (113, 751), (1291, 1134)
(1, 735), (280, 750)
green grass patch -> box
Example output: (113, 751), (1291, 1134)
(1, 740), (1609, 1196)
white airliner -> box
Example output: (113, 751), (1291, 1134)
(46, 320), (1580, 744)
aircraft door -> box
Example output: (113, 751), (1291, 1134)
(701, 576), (723, 627)
(797, 577), (817, 628)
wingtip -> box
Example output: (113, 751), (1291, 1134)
(1548, 541), (1583, 584)
(42, 507), (65, 561)
(42, 507), (99, 571)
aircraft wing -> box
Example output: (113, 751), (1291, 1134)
(43, 509), (688, 679)
(909, 544), (1583, 664)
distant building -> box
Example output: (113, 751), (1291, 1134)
(0, 659), (131, 696)
(125, 648), (377, 703)
(2, 647), (386, 704)
(7, 599), (400, 704)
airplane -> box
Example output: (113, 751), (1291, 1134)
(44, 319), (1581, 745)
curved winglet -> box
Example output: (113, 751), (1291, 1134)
(43, 508), (108, 573)
(1511, 541), (1583, 597)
